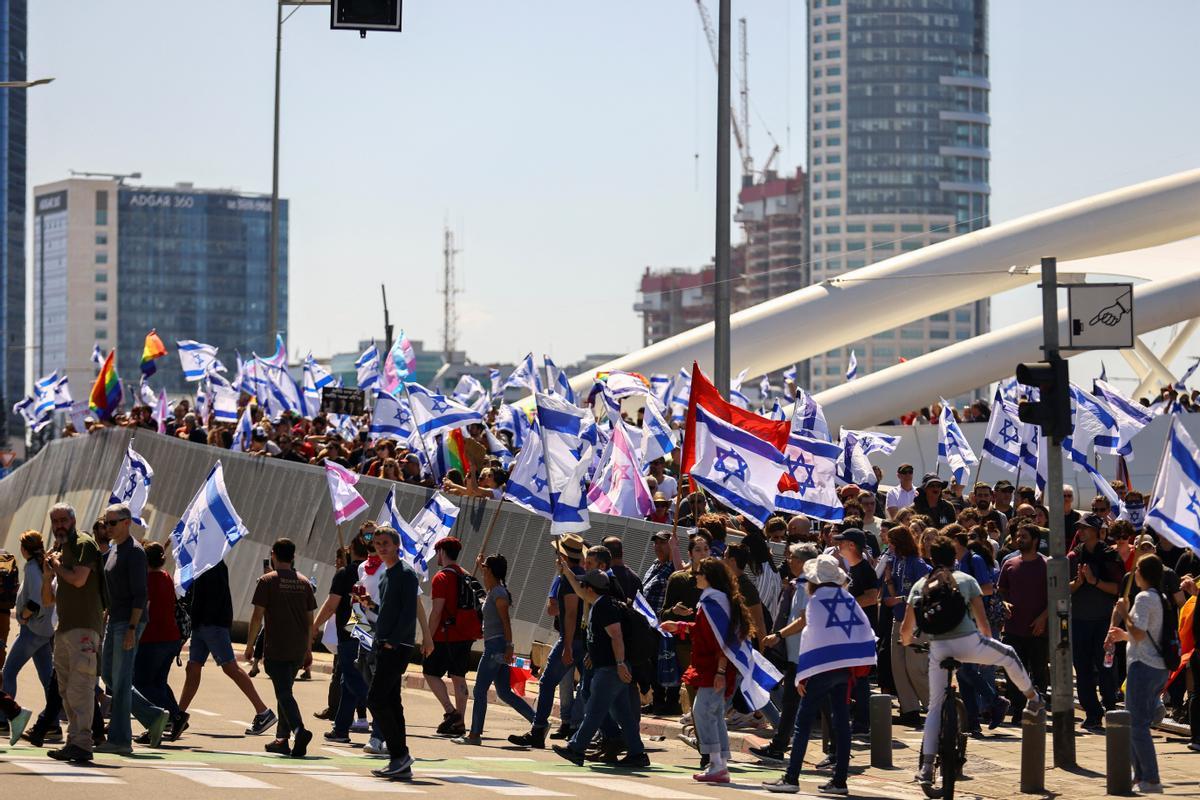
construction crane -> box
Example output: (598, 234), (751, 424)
(693, 2), (780, 181)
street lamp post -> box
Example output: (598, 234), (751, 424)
(713, 0), (732, 398)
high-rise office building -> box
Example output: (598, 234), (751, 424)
(1, 0), (26, 437)
(736, 168), (808, 308)
(805, 0), (990, 393)
(32, 178), (287, 398)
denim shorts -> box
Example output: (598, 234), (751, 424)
(189, 624), (236, 666)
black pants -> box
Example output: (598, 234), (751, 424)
(368, 645), (411, 760)
(1190, 659), (1200, 745)
(1005, 634), (1049, 714)
(769, 663), (800, 752)
(264, 659), (303, 740)
(1071, 618), (1116, 722)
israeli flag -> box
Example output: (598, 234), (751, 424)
(729, 388), (751, 410)
(792, 387), (831, 442)
(33, 371), (58, 420)
(1094, 379), (1154, 461)
(836, 431), (877, 489)
(169, 461), (248, 595)
(407, 382), (484, 439)
(650, 374), (671, 408)
(783, 364), (797, 398)
(451, 374), (484, 403)
(690, 403), (788, 528)
(633, 590), (670, 638)
(764, 399), (787, 421)
(154, 389), (170, 434)
(370, 390), (413, 442)
(260, 362), (303, 416)
(794, 584), (878, 682)
(845, 350), (858, 382)
(324, 459), (369, 525)
(937, 402), (977, 485)
(489, 368), (503, 397)
(355, 343), (381, 390)
(536, 392), (594, 534)
(605, 371), (652, 400)
(209, 384), (238, 423)
(1070, 383), (1122, 454)
(1147, 417), (1200, 552)
(375, 486), (427, 577)
(982, 389), (1023, 473)
(109, 443), (154, 527)
(587, 421), (654, 519)
(669, 367), (692, 423)
(699, 588), (782, 710)
(409, 493), (461, 580)
(759, 374), (772, 406)
(91, 343), (105, 367)
(503, 425), (553, 519)
(53, 375), (73, 410)
(544, 356), (576, 404)
(231, 407), (254, 452)
(503, 353), (542, 394)
(1176, 357), (1200, 392)
(997, 376), (1020, 403)
(640, 397), (677, 465)
(177, 340), (220, 381)
(495, 403), (530, 450)
(841, 428), (900, 456)
(776, 433), (845, 522)
(484, 426), (514, 468)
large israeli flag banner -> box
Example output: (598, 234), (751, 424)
(170, 461), (248, 595)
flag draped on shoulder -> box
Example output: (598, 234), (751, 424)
(177, 340), (220, 382)
(795, 584), (878, 682)
(169, 461), (248, 595)
(109, 443), (154, 527)
(776, 434), (845, 522)
(324, 459), (369, 525)
(690, 403), (787, 528)
(1147, 417), (1200, 553)
(697, 588), (782, 710)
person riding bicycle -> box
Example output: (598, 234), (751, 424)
(901, 535), (1045, 786)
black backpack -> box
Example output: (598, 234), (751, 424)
(913, 566), (968, 635)
(444, 566), (486, 624)
(1147, 589), (1181, 672)
(615, 599), (659, 687)
(0, 551), (17, 612)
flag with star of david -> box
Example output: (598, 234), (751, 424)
(795, 584), (878, 682)
(109, 443), (154, 527)
(176, 340), (220, 382)
(370, 389), (413, 443)
(587, 418), (654, 519)
(937, 401), (978, 486)
(775, 434), (845, 522)
(503, 425), (554, 520)
(1147, 417), (1200, 555)
(982, 388), (1023, 474)
(690, 403), (788, 528)
(169, 461), (248, 596)
(406, 382), (483, 439)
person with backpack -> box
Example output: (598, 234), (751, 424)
(902, 535), (1044, 787)
(424, 537), (482, 739)
(0, 543), (19, 675)
(1107, 553), (1174, 793)
(452, 554), (535, 746)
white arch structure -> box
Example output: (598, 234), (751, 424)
(568, 168), (1200, 425)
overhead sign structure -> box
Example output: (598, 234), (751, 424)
(1067, 283), (1134, 350)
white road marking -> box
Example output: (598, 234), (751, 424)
(188, 708), (220, 716)
(463, 756), (536, 762)
(307, 770), (425, 793)
(230, 720), (253, 727)
(8, 759), (125, 784)
(560, 776), (710, 799)
(438, 774), (571, 796)
(155, 764), (277, 789)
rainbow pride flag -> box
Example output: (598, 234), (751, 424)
(441, 428), (472, 477)
(89, 349), (122, 420)
(140, 329), (168, 377)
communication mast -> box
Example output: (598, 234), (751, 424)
(441, 226), (462, 364)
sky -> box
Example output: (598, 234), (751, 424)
(25, 0), (1200, 386)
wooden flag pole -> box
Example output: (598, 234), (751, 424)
(472, 499), (504, 577)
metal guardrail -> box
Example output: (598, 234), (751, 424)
(0, 428), (677, 653)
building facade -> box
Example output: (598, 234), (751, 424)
(32, 178), (287, 399)
(1, 0), (26, 436)
(805, 0), (990, 393)
(736, 169), (808, 308)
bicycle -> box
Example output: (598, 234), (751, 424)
(910, 644), (968, 800)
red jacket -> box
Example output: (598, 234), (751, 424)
(677, 606), (736, 697)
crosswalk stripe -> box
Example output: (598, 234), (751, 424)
(307, 770), (425, 793)
(560, 776), (710, 799)
(438, 775), (571, 796)
(155, 765), (277, 788)
(188, 708), (220, 716)
(8, 759), (124, 784)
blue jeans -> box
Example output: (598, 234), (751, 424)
(133, 640), (181, 717)
(692, 686), (730, 758)
(333, 640), (372, 736)
(533, 637), (585, 730)
(2, 625), (53, 699)
(471, 636), (535, 736)
(566, 666), (644, 756)
(1126, 660), (1168, 784)
(101, 619), (167, 746)
(786, 669), (851, 786)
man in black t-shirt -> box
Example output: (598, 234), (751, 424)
(836, 528), (879, 736)
(313, 537), (371, 742)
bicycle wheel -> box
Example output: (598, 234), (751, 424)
(939, 690), (959, 800)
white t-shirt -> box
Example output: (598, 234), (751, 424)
(886, 485), (917, 514)
(655, 474), (678, 501)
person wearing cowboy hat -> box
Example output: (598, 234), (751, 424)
(509, 534), (588, 749)
(912, 473), (956, 527)
(647, 492), (672, 525)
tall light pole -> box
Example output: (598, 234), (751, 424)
(713, 0), (732, 398)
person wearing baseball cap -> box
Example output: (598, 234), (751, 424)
(1069, 512), (1124, 732)
(886, 464), (917, 519)
(913, 473), (956, 526)
(992, 480), (1016, 520)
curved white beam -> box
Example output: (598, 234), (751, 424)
(808, 271), (1200, 432)
(572, 169), (1200, 392)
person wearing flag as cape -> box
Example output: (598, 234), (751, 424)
(762, 554), (873, 795)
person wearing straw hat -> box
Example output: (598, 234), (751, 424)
(509, 533), (587, 749)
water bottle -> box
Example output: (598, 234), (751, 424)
(1103, 641), (1115, 668)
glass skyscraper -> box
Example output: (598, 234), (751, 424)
(1, 0), (26, 436)
(806, 0), (990, 394)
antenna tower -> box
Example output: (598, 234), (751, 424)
(441, 226), (462, 363)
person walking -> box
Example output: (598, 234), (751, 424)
(245, 538), (317, 758)
(452, 554), (535, 745)
(882, 525), (931, 727)
(424, 537), (481, 738)
(132, 541), (184, 742)
(997, 524), (1050, 721)
(314, 535), (372, 744)
(2, 531), (54, 702)
(44, 503), (104, 763)
(641, 530), (684, 715)
(98, 503), (170, 754)
(1107, 554), (1170, 793)
(366, 526), (420, 781)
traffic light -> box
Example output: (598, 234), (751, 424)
(1015, 357), (1071, 443)
(331, 0), (402, 33)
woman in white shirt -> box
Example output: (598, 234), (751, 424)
(1108, 554), (1169, 794)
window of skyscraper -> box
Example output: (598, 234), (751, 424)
(901, 223), (923, 232)
(846, 223), (865, 232)
(95, 271), (107, 283)
(96, 252), (108, 264)
(95, 232), (108, 245)
(95, 329), (108, 340)
(825, 223), (841, 233)
(95, 190), (108, 226)
(95, 310), (107, 321)
(95, 290), (107, 302)
(872, 223), (894, 232)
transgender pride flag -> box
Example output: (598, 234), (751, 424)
(324, 460), (368, 525)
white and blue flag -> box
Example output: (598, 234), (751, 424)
(536, 392), (594, 534)
(690, 403), (788, 528)
(407, 383), (484, 439)
(835, 430), (877, 488)
(489, 368), (503, 397)
(759, 374), (772, 406)
(177, 340), (220, 382)
(650, 374), (671, 408)
(169, 461), (248, 595)
(764, 399), (787, 421)
(232, 406), (254, 452)
(544, 356), (576, 404)
(52, 374), (72, 410)
(1176, 357), (1200, 392)
(794, 580), (878, 682)
(640, 397), (676, 465)
(451, 374), (484, 404)
(503, 353), (542, 394)
(33, 371), (59, 421)
(503, 425), (553, 520)
(91, 343), (105, 367)
(211, 384), (239, 423)
(783, 365), (798, 398)
(776, 434), (845, 522)
(845, 350), (858, 382)
(1147, 417), (1200, 553)
(355, 343), (381, 390)
(495, 403), (531, 450)
(109, 443), (154, 527)
(1093, 379), (1154, 460)
(409, 493), (461, 581)
(375, 487), (427, 577)
(937, 402), (978, 485)
(841, 428), (900, 456)
(982, 389), (1023, 473)
(370, 390), (413, 442)
(792, 387), (831, 442)
(698, 587), (782, 709)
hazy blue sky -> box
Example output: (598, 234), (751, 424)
(26, 0), (1200, 385)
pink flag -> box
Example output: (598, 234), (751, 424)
(324, 459), (368, 525)
(154, 389), (169, 434)
(587, 422), (654, 518)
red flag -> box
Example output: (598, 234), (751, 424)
(682, 362), (790, 476)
